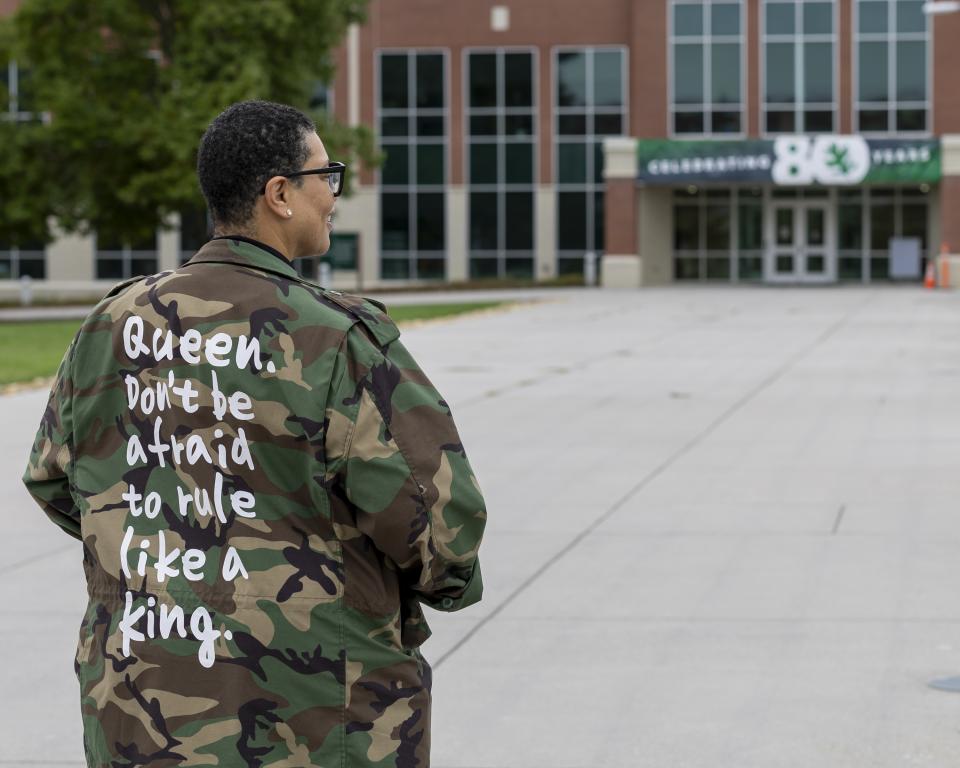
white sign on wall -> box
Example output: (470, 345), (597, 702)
(771, 136), (871, 186)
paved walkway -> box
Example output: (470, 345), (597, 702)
(4, 286), (960, 766)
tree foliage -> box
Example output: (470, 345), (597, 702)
(0, 0), (377, 245)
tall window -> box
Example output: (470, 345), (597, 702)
(95, 231), (158, 279)
(325, 233), (359, 271)
(670, 0), (745, 135)
(3, 62), (46, 277)
(4, 60), (35, 122)
(673, 188), (764, 282)
(466, 49), (536, 279)
(554, 47), (627, 276)
(0, 239), (45, 279)
(837, 186), (929, 280)
(855, 0), (929, 134)
(762, 0), (837, 134)
(378, 50), (447, 280)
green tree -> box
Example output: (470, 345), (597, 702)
(0, 0), (378, 246)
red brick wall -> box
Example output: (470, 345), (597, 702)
(941, 176), (960, 254)
(933, 9), (960, 134)
(746, 0), (853, 136)
(604, 177), (637, 255)
(332, 41), (348, 126)
(10, 0), (959, 140)
(360, 0), (636, 185)
(358, 16), (377, 187)
(629, 1), (667, 139)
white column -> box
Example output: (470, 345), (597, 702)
(601, 136), (643, 288)
(535, 185), (557, 280)
(637, 187), (672, 285)
(46, 222), (94, 282)
(446, 186), (468, 282)
(938, 135), (960, 286)
(158, 216), (180, 272)
(347, 23), (360, 129)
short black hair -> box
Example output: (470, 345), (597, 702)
(197, 100), (315, 230)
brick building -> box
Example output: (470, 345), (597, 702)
(2, 0), (959, 294)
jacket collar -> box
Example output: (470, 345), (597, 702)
(184, 234), (398, 343)
(186, 236), (300, 280)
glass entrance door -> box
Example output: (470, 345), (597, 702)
(766, 202), (834, 283)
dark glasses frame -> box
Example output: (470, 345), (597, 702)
(259, 161), (347, 197)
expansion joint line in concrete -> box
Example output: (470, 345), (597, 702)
(831, 504), (847, 535)
(433, 291), (877, 669)
(0, 542), (75, 576)
(456, 314), (719, 410)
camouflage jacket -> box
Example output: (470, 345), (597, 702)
(22, 237), (486, 768)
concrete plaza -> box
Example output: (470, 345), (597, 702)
(3, 285), (960, 767)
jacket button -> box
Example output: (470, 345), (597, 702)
(441, 597), (454, 609)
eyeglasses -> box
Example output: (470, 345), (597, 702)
(260, 161), (347, 197)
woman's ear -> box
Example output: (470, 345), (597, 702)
(262, 176), (291, 219)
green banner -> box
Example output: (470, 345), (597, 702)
(864, 140), (940, 184)
(636, 137), (941, 186)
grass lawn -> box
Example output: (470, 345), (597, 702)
(385, 300), (503, 323)
(0, 301), (505, 387)
(0, 320), (81, 386)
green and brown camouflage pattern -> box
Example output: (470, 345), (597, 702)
(22, 237), (486, 767)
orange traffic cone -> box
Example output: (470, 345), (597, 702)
(924, 260), (936, 289)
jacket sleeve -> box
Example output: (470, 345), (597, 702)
(325, 324), (486, 612)
(22, 336), (82, 540)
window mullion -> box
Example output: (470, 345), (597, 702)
(698, 196), (704, 283)
(895, 189), (903, 238)
(589, 49), (596, 254)
(10, 61), (17, 115)
(731, 190), (740, 282)
(796, 1), (803, 132)
(408, 52), (417, 274)
(888, 4), (894, 130)
(704, 5), (711, 134)
(497, 50), (505, 272)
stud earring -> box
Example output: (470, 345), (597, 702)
(286, 209), (293, 217)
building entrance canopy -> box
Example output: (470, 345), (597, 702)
(637, 136), (941, 186)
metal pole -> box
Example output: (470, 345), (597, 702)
(19, 274), (32, 306)
(584, 251), (597, 287)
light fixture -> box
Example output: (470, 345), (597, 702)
(923, 1), (960, 14)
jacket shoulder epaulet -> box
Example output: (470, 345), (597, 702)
(322, 289), (400, 347)
(103, 275), (147, 300)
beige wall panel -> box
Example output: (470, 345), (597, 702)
(158, 217), (180, 272)
(330, 186), (379, 290)
(447, 186), (468, 282)
(536, 185), (557, 280)
(46, 228), (94, 282)
(638, 187), (672, 286)
(600, 254), (641, 288)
